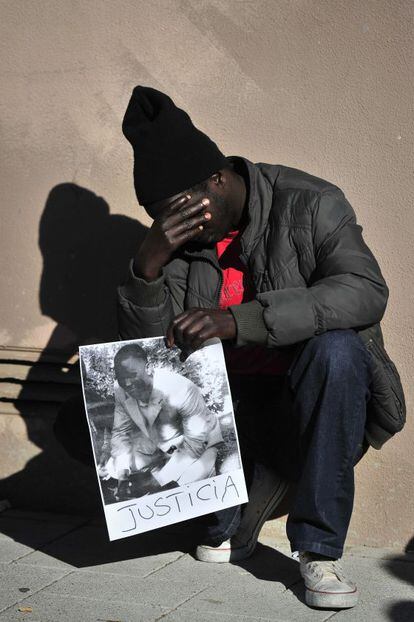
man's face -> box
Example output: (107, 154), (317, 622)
(144, 181), (234, 248)
(116, 355), (149, 399)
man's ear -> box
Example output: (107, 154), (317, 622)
(210, 170), (227, 188)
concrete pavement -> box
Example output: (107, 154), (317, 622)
(0, 509), (413, 622)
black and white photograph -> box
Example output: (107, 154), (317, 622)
(79, 337), (247, 540)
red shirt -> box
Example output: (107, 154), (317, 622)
(216, 230), (296, 375)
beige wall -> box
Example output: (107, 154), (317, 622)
(1, 1), (413, 548)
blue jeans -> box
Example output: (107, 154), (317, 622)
(204, 328), (374, 559)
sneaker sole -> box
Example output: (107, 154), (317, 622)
(305, 587), (358, 609)
(195, 543), (235, 563)
(195, 479), (289, 563)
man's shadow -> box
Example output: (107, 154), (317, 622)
(0, 183), (147, 515)
(0, 183), (299, 577)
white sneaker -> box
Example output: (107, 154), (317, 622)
(195, 462), (289, 563)
(299, 551), (358, 609)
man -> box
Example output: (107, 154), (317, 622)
(107, 343), (223, 501)
(117, 85), (389, 609)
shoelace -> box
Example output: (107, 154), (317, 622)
(293, 552), (346, 579)
(306, 559), (345, 581)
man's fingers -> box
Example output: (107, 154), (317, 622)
(166, 314), (183, 347)
(167, 308), (231, 351)
(167, 310), (206, 348)
(166, 311), (192, 346)
(165, 197), (210, 229)
(166, 193), (191, 212)
(166, 193), (205, 215)
(179, 317), (211, 350)
(189, 327), (215, 351)
(172, 313), (206, 349)
(173, 311), (203, 347)
(159, 196), (210, 253)
(174, 223), (207, 246)
(171, 211), (210, 236)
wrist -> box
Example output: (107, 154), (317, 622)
(132, 255), (162, 281)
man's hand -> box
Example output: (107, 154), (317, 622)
(133, 194), (211, 281)
(166, 308), (236, 353)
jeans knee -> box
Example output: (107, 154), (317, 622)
(308, 329), (368, 376)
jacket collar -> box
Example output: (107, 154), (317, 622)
(227, 155), (273, 256)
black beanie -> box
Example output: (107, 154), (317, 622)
(122, 86), (228, 205)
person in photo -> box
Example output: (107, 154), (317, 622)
(102, 343), (224, 501)
(117, 86), (405, 610)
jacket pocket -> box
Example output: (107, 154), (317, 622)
(363, 336), (406, 449)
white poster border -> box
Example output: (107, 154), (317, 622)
(78, 337), (249, 541)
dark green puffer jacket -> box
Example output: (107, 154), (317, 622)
(117, 155), (406, 449)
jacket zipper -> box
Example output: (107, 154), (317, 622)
(189, 255), (223, 308)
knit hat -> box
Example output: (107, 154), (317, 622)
(122, 86), (228, 205)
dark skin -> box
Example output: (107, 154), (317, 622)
(133, 168), (247, 354)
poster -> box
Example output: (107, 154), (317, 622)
(79, 337), (248, 541)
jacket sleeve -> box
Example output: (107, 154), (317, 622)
(117, 257), (188, 340)
(153, 376), (221, 486)
(229, 190), (389, 348)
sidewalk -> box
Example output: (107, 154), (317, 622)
(0, 509), (413, 622)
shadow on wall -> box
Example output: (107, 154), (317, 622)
(39, 183), (146, 346)
(0, 183), (147, 514)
